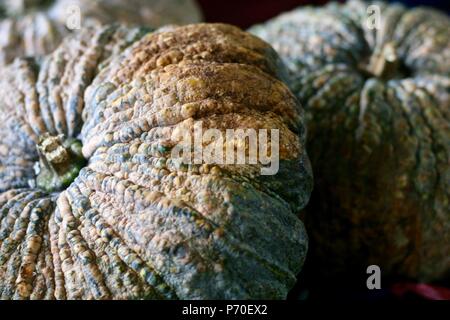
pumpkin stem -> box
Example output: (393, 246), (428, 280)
(366, 42), (399, 80)
(35, 133), (86, 192)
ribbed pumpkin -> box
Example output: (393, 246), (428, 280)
(0, 23), (312, 299)
(251, 0), (450, 283)
(0, 0), (202, 65)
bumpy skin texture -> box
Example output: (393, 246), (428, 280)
(251, 0), (450, 283)
(0, 24), (312, 299)
(0, 0), (202, 65)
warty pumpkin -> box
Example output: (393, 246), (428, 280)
(251, 0), (450, 283)
(0, 23), (312, 299)
(0, 0), (202, 65)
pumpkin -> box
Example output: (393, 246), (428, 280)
(251, 0), (450, 283)
(0, 0), (202, 65)
(0, 23), (312, 299)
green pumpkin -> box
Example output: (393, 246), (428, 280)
(0, 23), (312, 299)
(251, 0), (450, 283)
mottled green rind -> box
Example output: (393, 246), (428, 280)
(0, 24), (311, 299)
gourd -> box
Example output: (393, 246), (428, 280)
(251, 0), (450, 283)
(0, 23), (312, 299)
(0, 0), (202, 65)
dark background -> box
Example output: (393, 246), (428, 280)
(197, 0), (450, 29)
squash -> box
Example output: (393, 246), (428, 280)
(251, 0), (450, 283)
(0, 23), (312, 299)
(0, 0), (202, 65)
